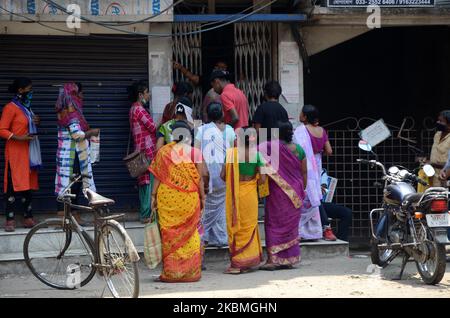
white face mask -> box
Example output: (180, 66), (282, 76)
(140, 94), (149, 107)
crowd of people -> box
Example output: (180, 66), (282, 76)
(1, 64), (355, 283)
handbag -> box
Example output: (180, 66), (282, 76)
(143, 209), (162, 269)
(123, 128), (150, 178)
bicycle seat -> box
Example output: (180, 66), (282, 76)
(85, 189), (115, 207)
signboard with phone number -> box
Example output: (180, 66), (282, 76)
(328, 0), (434, 7)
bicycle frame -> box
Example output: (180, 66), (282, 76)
(57, 176), (116, 274)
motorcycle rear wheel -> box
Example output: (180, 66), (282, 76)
(415, 229), (446, 285)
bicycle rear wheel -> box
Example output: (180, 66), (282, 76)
(23, 218), (96, 290)
(97, 221), (139, 298)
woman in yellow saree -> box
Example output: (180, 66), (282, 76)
(221, 131), (265, 274)
(149, 121), (206, 282)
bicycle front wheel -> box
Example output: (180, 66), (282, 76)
(23, 218), (97, 290)
(97, 221), (139, 298)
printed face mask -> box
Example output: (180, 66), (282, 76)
(19, 91), (33, 107)
(436, 122), (447, 132)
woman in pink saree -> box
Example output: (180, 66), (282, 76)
(259, 121), (307, 270)
(293, 105), (332, 240)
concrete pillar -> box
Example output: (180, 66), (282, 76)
(148, 23), (173, 124)
(278, 23), (304, 125)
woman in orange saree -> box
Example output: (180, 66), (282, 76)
(149, 121), (206, 282)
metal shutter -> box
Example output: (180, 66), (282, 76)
(0, 35), (148, 212)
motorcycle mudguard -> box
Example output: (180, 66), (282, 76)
(431, 228), (450, 244)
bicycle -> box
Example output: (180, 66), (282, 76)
(23, 174), (140, 298)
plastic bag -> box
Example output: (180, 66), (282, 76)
(90, 132), (100, 164)
(143, 210), (162, 269)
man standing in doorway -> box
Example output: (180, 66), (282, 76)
(201, 61), (228, 122)
(253, 80), (289, 142)
(210, 70), (249, 130)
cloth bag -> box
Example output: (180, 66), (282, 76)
(143, 209), (162, 269)
(123, 130), (150, 178)
(90, 132), (100, 164)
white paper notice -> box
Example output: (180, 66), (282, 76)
(280, 42), (300, 65)
(279, 42), (300, 104)
(149, 52), (165, 78)
(151, 86), (171, 115)
(360, 119), (391, 147)
(281, 64), (300, 104)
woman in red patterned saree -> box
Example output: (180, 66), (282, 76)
(149, 121), (206, 282)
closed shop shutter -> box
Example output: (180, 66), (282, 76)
(0, 35), (148, 213)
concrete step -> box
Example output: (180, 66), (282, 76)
(0, 221), (349, 275)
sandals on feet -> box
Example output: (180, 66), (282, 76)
(279, 264), (294, 270)
(259, 263), (279, 271)
(223, 267), (241, 274)
(152, 276), (162, 282)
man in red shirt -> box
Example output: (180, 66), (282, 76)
(210, 70), (249, 129)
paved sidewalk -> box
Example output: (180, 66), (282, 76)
(1, 254), (449, 298)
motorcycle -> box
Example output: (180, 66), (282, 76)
(358, 140), (450, 285)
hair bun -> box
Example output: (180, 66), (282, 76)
(8, 84), (16, 94)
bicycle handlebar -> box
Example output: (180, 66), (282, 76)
(70, 174), (92, 181)
(58, 174), (93, 203)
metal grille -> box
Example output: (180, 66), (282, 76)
(323, 117), (436, 242)
(172, 22), (202, 118)
(234, 22), (272, 119)
(0, 35), (148, 212)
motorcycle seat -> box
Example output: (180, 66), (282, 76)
(402, 193), (422, 207)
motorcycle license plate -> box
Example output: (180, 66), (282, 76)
(426, 213), (450, 228)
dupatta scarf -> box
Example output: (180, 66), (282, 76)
(55, 83), (89, 132)
(149, 141), (200, 193)
(293, 123), (323, 239)
(11, 96), (42, 170)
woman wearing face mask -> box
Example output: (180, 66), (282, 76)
(128, 80), (157, 223)
(430, 110), (450, 187)
(55, 82), (98, 225)
(0, 77), (41, 232)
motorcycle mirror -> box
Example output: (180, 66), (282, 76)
(358, 140), (372, 152)
(399, 169), (409, 178)
(388, 166), (399, 175)
(423, 164), (435, 177)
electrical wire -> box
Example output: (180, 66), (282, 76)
(0, 5), (88, 36)
(199, 1), (265, 28)
(96, 0), (184, 26)
(0, 4), (150, 39)
(0, 5), (160, 41)
(1, 0), (278, 39)
(42, 0), (278, 38)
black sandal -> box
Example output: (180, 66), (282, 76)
(259, 263), (278, 271)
